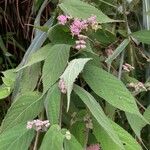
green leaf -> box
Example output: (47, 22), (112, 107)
(0, 124), (35, 150)
(82, 65), (140, 115)
(64, 134), (83, 150)
(0, 92), (43, 132)
(44, 83), (61, 125)
(93, 119), (142, 150)
(48, 25), (75, 45)
(40, 125), (64, 150)
(73, 85), (124, 149)
(17, 44), (52, 70)
(105, 39), (130, 64)
(126, 105), (150, 139)
(131, 30), (150, 44)
(60, 58), (91, 111)
(0, 85), (11, 100)
(59, 0), (117, 23)
(42, 44), (70, 92)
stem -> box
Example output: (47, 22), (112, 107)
(84, 128), (89, 150)
(33, 131), (40, 150)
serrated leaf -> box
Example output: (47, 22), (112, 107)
(0, 124), (35, 150)
(17, 44), (52, 70)
(93, 119), (142, 150)
(40, 125), (64, 150)
(131, 30), (150, 44)
(59, 0), (118, 23)
(0, 85), (11, 100)
(73, 85), (124, 149)
(64, 134), (83, 150)
(105, 39), (130, 64)
(0, 92), (43, 132)
(44, 83), (61, 125)
(82, 65), (140, 115)
(60, 58), (91, 111)
(42, 44), (70, 92)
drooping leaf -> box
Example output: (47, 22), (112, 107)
(131, 30), (150, 44)
(64, 134), (83, 150)
(73, 85), (123, 149)
(82, 65), (140, 115)
(0, 85), (11, 100)
(105, 39), (130, 64)
(44, 83), (61, 125)
(17, 44), (52, 70)
(0, 124), (35, 150)
(60, 58), (91, 111)
(42, 44), (70, 92)
(126, 105), (150, 139)
(40, 125), (64, 150)
(59, 0), (118, 23)
(0, 92), (43, 132)
(93, 119), (142, 150)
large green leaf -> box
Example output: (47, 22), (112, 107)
(0, 92), (43, 132)
(40, 125), (64, 150)
(93, 119), (142, 150)
(105, 39), (130, 64)
(17, 44), (52, 70)
(60, 58), (91, 111)
(42, 44), (70, 92)
(82, 65), (140, 115)
(0, 124), (35, 150)
(73, 85), (124, 149)
(59, 0), (117, 23)
(64, 134), (83, 150)
(44, 83), (61, 125)
(131, 30), (150, 44)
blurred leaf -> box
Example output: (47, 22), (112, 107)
(40, 125), (64, 150)
(0, 85), (11, 100)
(74, 85), (123, 149)
(61, 58), (91, 111)
(42, 44), (70, 92)
(44, 83), (61, 125)
(64, 134), (83, 150)
(0, 92), (43, 132)
(82, 65), (140, 115)
(59, 0), (118, 23)
(17, 44), (52, 70)
(0, 124), (35, 150)
(105, 39), (130, 64)
(131, 30), (150, 44)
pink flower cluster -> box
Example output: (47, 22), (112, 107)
(27, 119), (50, 131)
(128, 82), (147, 92)
(57, 14), (98, 50)
(58, 78), (67, 94)
(122, 63), (135, 72)
(87, 144), (100, 150)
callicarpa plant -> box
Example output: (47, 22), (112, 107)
(0, 0), (150, 150)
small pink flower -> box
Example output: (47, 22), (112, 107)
(78, 34), (88, 40)
(87, 15), (97, 25)
(87, 144), (100, 150)
(58, 78), (67, 94)
(57, 15), (69, 25)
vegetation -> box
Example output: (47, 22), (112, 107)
(0, 0), (150, 150)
